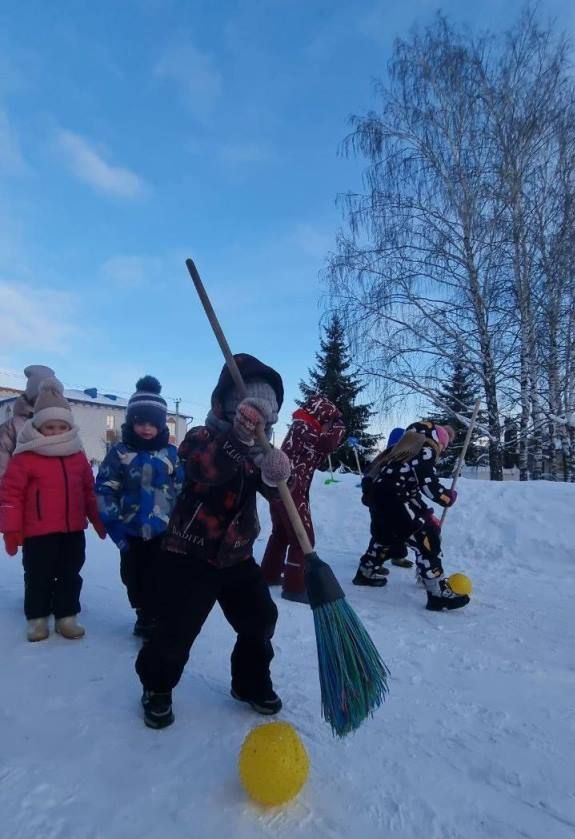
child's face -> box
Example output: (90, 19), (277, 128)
(39, 420), (71, 436)
(133, 422), (159, 440)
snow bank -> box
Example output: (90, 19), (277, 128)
(1, 475), (574, 838)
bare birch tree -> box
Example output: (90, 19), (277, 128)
(327, 9), (575, 480)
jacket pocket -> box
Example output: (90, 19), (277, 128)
(35, 490), (42, 520)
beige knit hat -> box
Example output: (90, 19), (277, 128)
(32, 377), (74, 428)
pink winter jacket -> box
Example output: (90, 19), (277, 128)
(0, 397), (33, 482)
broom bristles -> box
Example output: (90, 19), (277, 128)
(313, 599), (390, 738)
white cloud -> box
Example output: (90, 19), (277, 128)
(101, 255), (165, 289)
(0, 109), (27, 175)
(0, 281), (79, 353)
(0, 54), (28, 98)
(291, 223), (334, 261)
(154, 41), (222, 122)
(219, 141), (271, 165)
(56, 130), (146, 198)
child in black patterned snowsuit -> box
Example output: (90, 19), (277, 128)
(353, 421), (469, 611)
(354, 427), (412, 587)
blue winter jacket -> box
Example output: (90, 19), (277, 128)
(95, 442), (183, 550)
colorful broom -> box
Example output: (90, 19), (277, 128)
(186, 258), (390, 737)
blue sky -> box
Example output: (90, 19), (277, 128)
(1, 0), (572, 438)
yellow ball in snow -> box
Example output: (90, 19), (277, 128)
(447, 572), (473, 596)
(238, 721), (310, 807)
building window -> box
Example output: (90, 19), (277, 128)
(106, 415), (115, 431)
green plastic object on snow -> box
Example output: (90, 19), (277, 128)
(324, 454), (340, 485)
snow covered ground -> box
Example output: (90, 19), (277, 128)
(1, 474), (574, 839)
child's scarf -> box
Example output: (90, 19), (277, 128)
(14, 420), (83, 457)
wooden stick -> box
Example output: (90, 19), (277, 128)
(440, 399), (481, 526)
(352, 447), (363, 476)
(186, 258), (314, 555)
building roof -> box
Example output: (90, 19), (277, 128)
(0, 387), (192, 418)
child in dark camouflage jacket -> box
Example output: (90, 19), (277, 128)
(135, 354), (291, 729)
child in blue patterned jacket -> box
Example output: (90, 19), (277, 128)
(96, 377), (182, 639)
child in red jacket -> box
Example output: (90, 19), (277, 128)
(261, 395), (346, 603)
(0, 378), (105, 641)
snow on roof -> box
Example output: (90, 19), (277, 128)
(63, 388), (129, 408)
(0, 387), (192, 418)
(0, 388), (127, 408)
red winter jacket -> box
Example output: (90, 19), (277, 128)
(283, 395), (346, 504)
(0, 451), (100, 538)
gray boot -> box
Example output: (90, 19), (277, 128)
(55, 615), (85, 639)
(27, 617), (50, 642)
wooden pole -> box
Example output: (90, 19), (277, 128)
(440, 399), (481, 526)
(186, 258), (314, 554)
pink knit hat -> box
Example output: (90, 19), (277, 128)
(435, 425), (451, 450)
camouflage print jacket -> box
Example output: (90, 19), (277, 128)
(95, 437), (183, 550)
(163, 425), (276, 568)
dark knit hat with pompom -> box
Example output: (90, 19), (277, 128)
(126, 376), (167, 430)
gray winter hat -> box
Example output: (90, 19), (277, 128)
(32, 377), (74, 428)
(24, 365), (56, 402)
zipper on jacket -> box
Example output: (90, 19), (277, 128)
(36, 490), (42, 520)
(182, 502), (203, 536)
(59, 457), (71, 532)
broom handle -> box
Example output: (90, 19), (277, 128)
(440, 399), (481, 526)
(328, 454), (335, 478)
(186, 258), (314, 556)
(352, 447), (362, 476)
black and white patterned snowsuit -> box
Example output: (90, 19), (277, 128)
(361, 423), (455, 584)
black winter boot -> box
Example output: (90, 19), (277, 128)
(426, 580), (470, 611)
(391, 556), (414, 568)
(352, 554), (389, 587)
(281, 589), (309, 604)
(142, 690), (174, 729)
(231, 686), (282, 715)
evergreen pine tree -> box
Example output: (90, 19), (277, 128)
(298, 315), (378, 469)
(428, 359), (485, 476)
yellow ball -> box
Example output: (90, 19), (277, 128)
(238, 721), (310, 807)
(447, 572), (473, 596)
